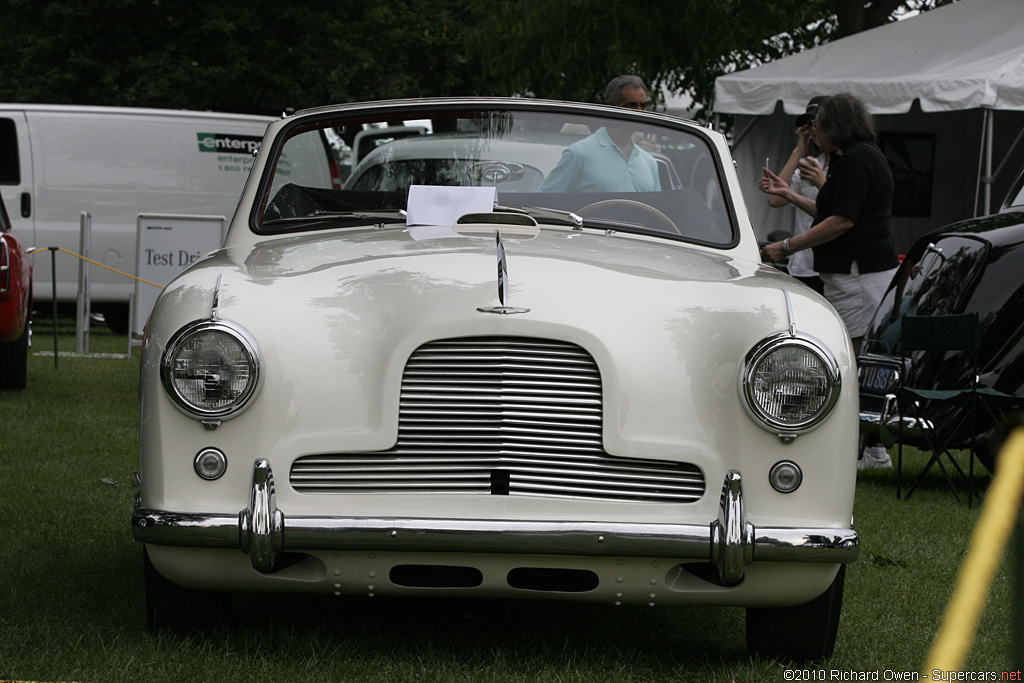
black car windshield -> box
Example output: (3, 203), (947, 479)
(255, 104), (734, 246)
(864, 235), (989, 354)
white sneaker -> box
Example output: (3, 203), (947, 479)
(858, 446), (893, 469)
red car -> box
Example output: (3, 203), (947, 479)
(0, 192), (31, 390)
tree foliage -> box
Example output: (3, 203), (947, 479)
(466, 1), (832, 106)
(0, 0), (954, 117)
(0, 0), (485, 115)
(466, 0), (956, 118)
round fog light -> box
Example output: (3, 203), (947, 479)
(769, 460), (802, 493)
(194, 448), (228, 480)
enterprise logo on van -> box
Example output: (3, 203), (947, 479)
(197, 132), (262, 154)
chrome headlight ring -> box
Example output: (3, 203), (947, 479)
(160, 319), (262, 423)
(739, 333), (841, 439)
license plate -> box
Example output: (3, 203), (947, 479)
(860, 363), (896, 394)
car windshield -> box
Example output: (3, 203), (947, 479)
(254, 104), (734, 246)
(864, 235), (989, 354)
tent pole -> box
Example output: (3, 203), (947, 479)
(729, 116), (759, 150)
(993, 124), (1024, 182)
(974, 110), (989, 218)
(985, 108), (994, 216)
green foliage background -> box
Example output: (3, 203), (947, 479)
(0, 0), (954, 117)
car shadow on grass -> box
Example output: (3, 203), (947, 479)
(228, 591), (749, 664)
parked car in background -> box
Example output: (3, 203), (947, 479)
(859, 165), (1024, 470)
(132, 98), (860, 661)
(0, 192), (31, 390)
(344, 132), (686, 194)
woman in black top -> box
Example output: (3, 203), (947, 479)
(761, 93), (899, 469)
(761, 93), (899, 355)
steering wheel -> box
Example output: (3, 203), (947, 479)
(576, 198), (681, 234)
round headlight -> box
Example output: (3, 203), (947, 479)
(740, 334), (841, 436)
(160, 320), (262, 420)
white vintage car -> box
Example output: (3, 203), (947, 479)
(134, 98), (859, 661)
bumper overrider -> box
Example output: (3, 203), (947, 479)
(133, 460), (859, 584)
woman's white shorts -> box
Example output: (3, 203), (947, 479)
(820, 262), (898, 339)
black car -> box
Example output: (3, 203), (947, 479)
(858, 167), (1024, 471)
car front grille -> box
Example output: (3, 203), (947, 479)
(289, 337), (705, 503)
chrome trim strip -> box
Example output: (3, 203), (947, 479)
(783, 285), (796, 337)
(210, 274), (223, 321)
(134, 463), (859, 577)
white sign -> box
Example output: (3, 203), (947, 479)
(134, 214), (225, 336)
(406, 185), (496, 226)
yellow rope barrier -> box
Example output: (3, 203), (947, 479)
(923, 426), (1024, 674)
(28, 246), (164, 288)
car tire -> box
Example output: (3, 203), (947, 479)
(976, 441), (997, 474)
(143, 545), (232, 632)
(0, 320), (29, 391)
(745, 564), (846, 662)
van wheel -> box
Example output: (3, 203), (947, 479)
(0, 322), (29, 391)
(746, 565), (846, 662)
(143, 546), (232, 632)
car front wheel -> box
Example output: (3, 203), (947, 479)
(745, 564), (846, 662)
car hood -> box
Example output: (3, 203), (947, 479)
(174, 226), (817, 340)
(144, 226), (853, 462)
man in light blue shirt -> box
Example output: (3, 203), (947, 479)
(540, 75), (662, 193)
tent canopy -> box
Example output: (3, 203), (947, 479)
(714, 0), (1024, 116)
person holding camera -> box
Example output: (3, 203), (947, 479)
(761, 93), (898, 354)
(760, 96), (830, 294)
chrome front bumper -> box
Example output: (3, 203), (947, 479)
(133, 459), (859, 584)
(860, 393), (934, 445)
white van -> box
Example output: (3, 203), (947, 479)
(0, 105), (333, 332)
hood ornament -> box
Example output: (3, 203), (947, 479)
(477, 231), (530, 315)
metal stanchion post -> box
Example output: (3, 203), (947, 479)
(127, 293), (134, 357)
(75, 212), (91, 355)
(49, 246), (58, 368)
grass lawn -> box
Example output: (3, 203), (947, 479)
(0, 317), (1016, 682)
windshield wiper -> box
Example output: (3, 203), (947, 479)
(495, 203), (658, 234)
(494, 204), (584, 228)
(262, 210), (407, 229)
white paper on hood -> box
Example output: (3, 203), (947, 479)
(406, 185), (497, 226)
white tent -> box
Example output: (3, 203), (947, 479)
(713, 0), (1024, 249)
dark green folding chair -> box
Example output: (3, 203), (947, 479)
(896, 313), (1021, 506)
